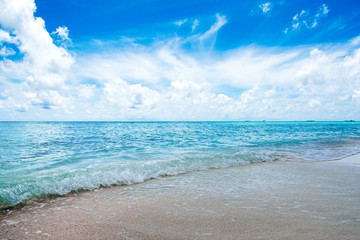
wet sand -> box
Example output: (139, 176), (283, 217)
(1, 155), (360, 240)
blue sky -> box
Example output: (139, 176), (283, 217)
(33, 0), (360, 47)
(1, 0), (360, 120)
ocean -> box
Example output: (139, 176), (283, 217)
(1, 121), (360, 208)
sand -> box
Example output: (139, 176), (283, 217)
(1, 155), (360, 240)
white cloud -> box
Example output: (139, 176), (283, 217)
(350, 35), (360, 46)
(174, 19), (188, 27)
(311, 20), (318, 28)
(0, 0), (74, 85)
(52, 26), (70, 41)
(300, 10), (308, 17)
(3, 35), (360, 120)
(0, 29), (16, 43)
(24, 90), (68, 109)
(199, 14), (227, 41)
(317, 3), (329, 16)
(78, 84), (96, 99)
(311, 4), (329, 29)
(292, 22), (300, 30)
(0, 46), (15, 56)
(259, 2), (272, 14)
(65, 36), (360, 120)
(52, 26), (72, 47)
(194, 14), (227, 50)
(353, 90), (360, 104)
(286, 4), (330, 33)
(104, 78), (161, 109)
(192, 19), (199, 32)
(1, 2), (360, 121)
(0, 0), (74, 113)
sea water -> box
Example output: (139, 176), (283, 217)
(1, 121), (360, 208)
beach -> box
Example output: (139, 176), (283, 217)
(1, 0), (360, 238)
(1, 154), (359, 240)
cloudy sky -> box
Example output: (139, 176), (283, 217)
(0, 0), (360, 121)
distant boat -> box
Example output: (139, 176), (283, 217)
(344, 120), (355, 122)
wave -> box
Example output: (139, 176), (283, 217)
(0, 151), (284, 209)
(1, 121), (360, 210)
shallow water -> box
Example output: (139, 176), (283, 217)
(2, 160), (359, 240)
(1, 121), (360, 207)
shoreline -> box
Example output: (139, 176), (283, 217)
(327, 153), (360, 165)
(2, 152), (359, 211)
(0, 155), (298, 211)
(1, 154), (360, 239)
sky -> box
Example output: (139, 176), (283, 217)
(0, 0), (360, 121)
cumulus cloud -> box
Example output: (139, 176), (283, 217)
(24, 90), (68, 109)
(52, 26), (70, 41)
(0, 0), (74, 114)
(0, 46), (15, 56)
(68, 35), (360, 120)
(104, 78), (161, 109)
(0, 29), (16, 43)
(1, 1), (359, 121)
(51, 26), (72, 47)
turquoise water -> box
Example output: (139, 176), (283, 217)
(1, 121), (360, 208)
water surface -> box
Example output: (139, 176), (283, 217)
(1, 121), (360, 207)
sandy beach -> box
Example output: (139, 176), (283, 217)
(1, 155), (360, 240)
